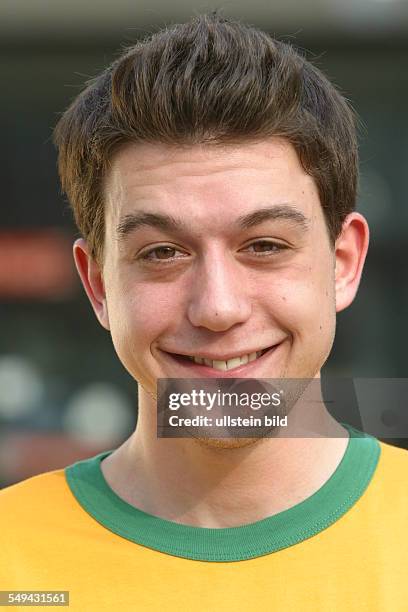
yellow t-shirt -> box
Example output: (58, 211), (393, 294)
(1, 425), (407, 611)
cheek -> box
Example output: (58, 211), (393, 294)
(108, 282), (182, 349)
(260, 263), (336, 337)
(295, 271), (336, 347)
(105, 287), (164, 385)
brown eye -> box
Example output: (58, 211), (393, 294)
(151, 246), (176, 259)
(251, 241), (278, 252)
(247, 241), (285, 253)
(138, 245), (188, 263)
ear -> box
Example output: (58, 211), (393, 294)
(335, 212), (370, 313)
(73, 238), (110, 330)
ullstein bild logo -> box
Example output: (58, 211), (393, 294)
(157, 378), (408, 439)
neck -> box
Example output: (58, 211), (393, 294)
(101, 384), (349, 528)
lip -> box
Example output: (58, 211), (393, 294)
(160, 342), (284, 378)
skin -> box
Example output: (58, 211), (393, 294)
(73, 137), (369, 527)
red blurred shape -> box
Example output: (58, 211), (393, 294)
(0, 229), (77, 299)
(0, 432), (109, 486)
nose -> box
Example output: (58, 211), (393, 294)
(187, 250), (252, 331)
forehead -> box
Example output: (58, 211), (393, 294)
(104, 138), (322, 232)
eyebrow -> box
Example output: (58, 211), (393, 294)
(116, 204), (309, 240)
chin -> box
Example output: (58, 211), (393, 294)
(194, 437), (264, 450)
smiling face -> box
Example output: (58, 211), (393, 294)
(90, 137), (339, 398)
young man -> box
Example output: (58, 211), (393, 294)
(1, 14), (407, 611)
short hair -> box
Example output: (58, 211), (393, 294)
(54, 13), (358, 267)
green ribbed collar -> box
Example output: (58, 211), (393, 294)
(65, 424), (380, 562)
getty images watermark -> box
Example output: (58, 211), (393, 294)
(157, 378), (408, 439)
(158, 378), (315, 438)
(167, 384), (285, 428)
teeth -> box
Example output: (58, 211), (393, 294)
(191, 350), (266, 371)
(226, 357), (241, 370)
(213, 359), (227, 371)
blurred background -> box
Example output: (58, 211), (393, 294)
(0, 0), (407, 486)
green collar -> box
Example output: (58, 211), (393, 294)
(65, 424), (380, 562)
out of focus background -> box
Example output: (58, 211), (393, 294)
(1, 1), (407, 486)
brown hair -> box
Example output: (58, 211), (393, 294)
(54, 13), (358, 267)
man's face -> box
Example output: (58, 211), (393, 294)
(97, 137), (337, 397)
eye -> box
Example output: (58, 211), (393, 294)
(243, 240), (289, 255)
(138, 245), (188, 262)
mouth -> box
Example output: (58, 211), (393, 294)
(161, 343), (283, 377)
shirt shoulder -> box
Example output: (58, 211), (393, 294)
(0, 468), (73, 532)
(370, 440), (408, 509)
(377, 439), (408, 471)
(1, 468), (67, 502)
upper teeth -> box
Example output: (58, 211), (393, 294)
(190, 351), (263, 371)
